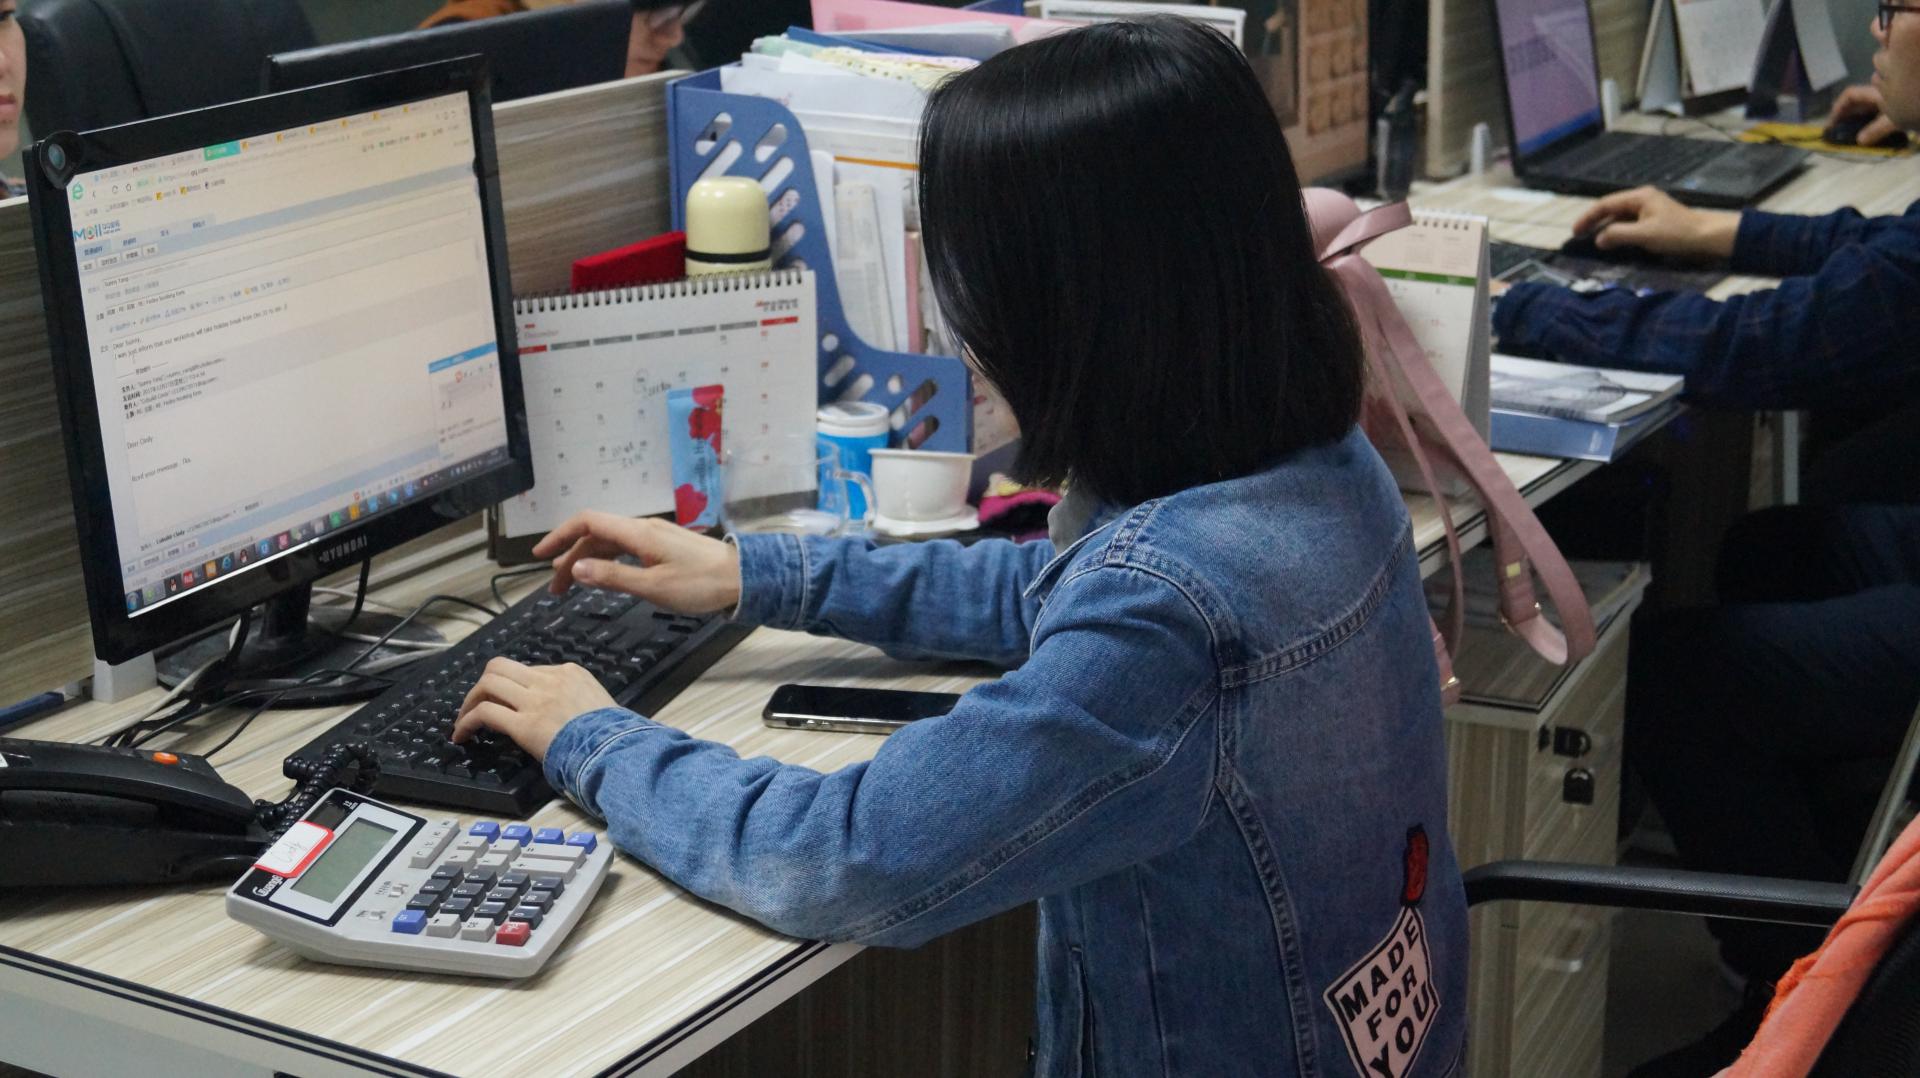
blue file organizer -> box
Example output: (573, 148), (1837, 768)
(666, 70), (972, 454)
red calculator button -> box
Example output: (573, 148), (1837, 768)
(495, 921), (531, 947)
(150, 752), (179, 765)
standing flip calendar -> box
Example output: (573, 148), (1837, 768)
(1358, 209), (1491, 495)
(497, 269), (818, 545)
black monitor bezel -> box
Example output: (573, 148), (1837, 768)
(262, 0), (631, 104)
(25, 58), (533, 664)
(1485, 0), (1608, 174)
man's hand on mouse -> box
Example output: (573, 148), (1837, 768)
(1570, 187), (1740, 262)
(1827, 85), (1903, 146)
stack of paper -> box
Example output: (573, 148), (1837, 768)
(1488, 354), (1682, 461)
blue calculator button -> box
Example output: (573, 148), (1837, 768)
(566, 832), (598, 854)
(499, 824), (532, 846)
(392, 910), (428, 934)
(533, 828), (565, 845)
(469, 821), (501, 841)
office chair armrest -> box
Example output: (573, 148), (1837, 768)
(1463, 861), (1857, 928)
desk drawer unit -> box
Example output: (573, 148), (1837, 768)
(1444, 574), (1639, 1078)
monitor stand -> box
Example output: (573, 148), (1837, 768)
(156, 585), (446, 709)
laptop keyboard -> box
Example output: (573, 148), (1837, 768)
(1555, 134), (1727, 188)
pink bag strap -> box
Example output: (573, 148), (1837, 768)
(1311, 194), (1597, 667)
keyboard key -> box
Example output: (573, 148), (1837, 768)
(441, 850), (476, 870)
(534, 828), (565, 845)
(427, 913), (461, 938)
(566, 832), (598, 854)
(452, 836), (489, 856)
(460, 919), (495, 942)
(418, 877), (452, 896)
(476, 852), (514, 871)
(486, 887), (521, 906)
(506, 908), (544, 929)
(499, 871), (531, 890)
(451, 882), (486, 900)
(495, 921), (531, 947)
(440, 897), (475, 918)
(528, 872), (565, 893)
(406, 894), (443, 913)
(463, 869), (497, 887)
(500, 824), (533, 846)
(473, 901), (509, 924)
(430, 864), (463, 881)
(520, 890), (554, 912)
(392, 910), (428, 934)
(528, 843), (586, 863)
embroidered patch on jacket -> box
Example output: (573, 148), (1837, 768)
(1323, 827), (1441, 1078)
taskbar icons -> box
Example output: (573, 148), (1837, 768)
(124, 453), (505, 615)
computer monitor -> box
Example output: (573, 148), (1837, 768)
(1490, 0), (1605, 161)
(264, 0), (632, 104)
(25, 58), (532, 673)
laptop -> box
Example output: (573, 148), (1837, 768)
(1488, 0), (1807, 207)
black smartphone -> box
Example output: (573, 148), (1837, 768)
(761, 684), (963, 735)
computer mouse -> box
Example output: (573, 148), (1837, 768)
(1821, 115), (1911, 149)
(1559, 225), (1648, 264)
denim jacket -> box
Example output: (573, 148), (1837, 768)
(544, 428), (1468, 1077)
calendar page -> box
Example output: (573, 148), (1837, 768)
(499, 269), (818, 539)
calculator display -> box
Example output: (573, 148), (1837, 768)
(291, 820), (397, 903)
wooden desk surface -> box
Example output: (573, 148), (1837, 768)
(0, 442), (1583, 1076)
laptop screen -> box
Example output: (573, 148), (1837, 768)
(1496, 0), (1604, 157)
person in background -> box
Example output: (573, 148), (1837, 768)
(1494, 7), (1920, 1077)
(0, 0), (25, 198)
(419, 0), (702, 78)
(448, 18), (1470, 1076)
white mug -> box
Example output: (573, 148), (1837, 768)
(868, 448), (972, 524)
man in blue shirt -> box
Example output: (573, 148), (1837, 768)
(1493, 11), (1920, 1076)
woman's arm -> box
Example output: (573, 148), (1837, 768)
(536, 560), (1220, 948)
(731, 532), (1060, 666)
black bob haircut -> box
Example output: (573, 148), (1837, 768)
(919, 16), (1364, 507)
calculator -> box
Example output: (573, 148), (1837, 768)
(226, 787), (612, 978)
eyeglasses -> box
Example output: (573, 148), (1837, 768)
(643, 0), (705, 30)
(1879, 2), (1920, 32)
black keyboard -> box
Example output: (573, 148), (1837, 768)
(284, 585), (750, 817)
(1563, 134), (1726, 187)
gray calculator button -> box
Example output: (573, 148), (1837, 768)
(499, 871), (530, 890)
(473, 901), (508, 923)
(486, 887), (520, 905)
(441, 850), (477, 870)
(460, 919), (495, 942)
(418, 877), (452, 896)
(529, 843), (586, 863)
(426, 913), (461, 938)
(452, 836), (489, 856)
(451, 882), (486, 900)
(406, 894), (441, 913)
(521, 890), (554, 912)
(430, 865), (463, 881)
(515, 857), (577, 882)
(462, 869), (497, 887)
(407, 822), (458, 869)
(440, 897), (475, 918)
(475, 852), (513, 871)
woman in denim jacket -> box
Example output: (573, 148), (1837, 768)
(455, 17), (1467, 1076)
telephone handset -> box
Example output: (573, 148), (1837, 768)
(0, 736), (376, 888)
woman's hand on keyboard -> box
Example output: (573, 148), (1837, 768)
(533, 510), (742, 614)
(451, 657), (616, 761)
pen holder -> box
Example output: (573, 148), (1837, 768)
(666, 69), (972, 454)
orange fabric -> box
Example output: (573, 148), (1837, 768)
(1725, 813), (1920, 1078)
(419, 0), (529, 29)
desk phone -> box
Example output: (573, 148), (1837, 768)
(226, 788), (611, 978)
